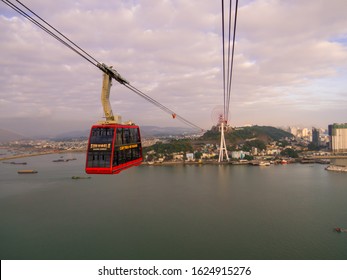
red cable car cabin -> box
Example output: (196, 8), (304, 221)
(85, 124), (142, 174)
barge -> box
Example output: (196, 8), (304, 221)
(17, 170), (38, 174)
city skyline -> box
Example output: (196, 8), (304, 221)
(1, 0), (347, 137)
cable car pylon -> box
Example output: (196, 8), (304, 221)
(212, 106), (229, 163)
(218, 119), (229, 162)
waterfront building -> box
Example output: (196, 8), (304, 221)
(312, 127), (320, 146)
(290, 127), (298, 137)
(173, 153), (184, 160)
(302, 128), (309, 137)
(328, 123), (347, 153)
(266, 149), (281, 156)
(186, 153), (194, 161)
(231, 150), (249, 159)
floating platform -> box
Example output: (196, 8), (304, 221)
(17, 170), (38, 174)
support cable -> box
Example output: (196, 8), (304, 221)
(220, 0), (238, 123)
(221, 0), (226, 120)
(15, 0), (100, 66)
(2, 0), (98, 67)
(124, 83), (203, 131)
(226, 0), (238, 122)
(1, 0), (203, 131)
(226, 0), (233, 121)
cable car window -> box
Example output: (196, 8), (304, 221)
(87, 151), (111, 168)
(90, 127), (114, 144)
(86, 127), (114, 168)
(116, 128), (123, 145)
(128, 128), (133, 143)
(133, 128), (139, 142)
(123, 128), (130, 144)
(125, 149), (131, 161)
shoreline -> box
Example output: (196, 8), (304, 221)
(0, 149), (85, 161)
(1, 150), (346, 168)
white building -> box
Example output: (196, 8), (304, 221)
(329, 123), (347, 153)
(231, 151), (249, 159)
(186, 153), (194, 161)
(302, 128), (309, 137)
(290, 127), (298, 136)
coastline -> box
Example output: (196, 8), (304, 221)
(1, 149), (346, 169)
(0, 151), (285, 166)
(0, 149), (85, 162)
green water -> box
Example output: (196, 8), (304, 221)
(0, 153), (346, 259)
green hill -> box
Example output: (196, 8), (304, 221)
(200, 125), (293, 145)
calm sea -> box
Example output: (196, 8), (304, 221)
(0, 152), (346, 260)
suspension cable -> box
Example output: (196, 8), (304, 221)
(226, 0), (238, 122)
(226, 0), (233, 121)
(2, 0), (99, 67)
(221, 0), (238, 123)
(124, 83), (203, 131)
(1, 0), (203, 131)
(221, 0), (226, 120)
(15, 0), (101, 66)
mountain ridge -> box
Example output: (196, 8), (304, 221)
(0, 128), (25, 143)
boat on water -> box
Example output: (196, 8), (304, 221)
(259, 161), (270, 166)
(250, 161), (271, 166)
(17, 170), (38, 174)
(3, 161), (27, 165)
(53, 158), (77, 162)
(325, 165), (347, 172)
(334, 227), (347, 233)
(71, 176), (91, 179)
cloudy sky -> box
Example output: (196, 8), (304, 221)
(1, 0), (347, 136)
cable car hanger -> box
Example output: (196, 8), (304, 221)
(97, 63), (128, 124)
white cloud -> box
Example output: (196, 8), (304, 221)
(0, 0), (347, 136)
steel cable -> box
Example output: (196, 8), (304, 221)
(2, 0), (203, 131)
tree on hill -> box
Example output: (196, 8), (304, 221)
(280, 148), (299, 158)
(200, 125), (293, 145)
(242, 139), (267, 152)
(143, 139), (193, 155)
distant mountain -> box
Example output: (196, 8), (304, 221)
(51, 126), (198, 140)
(0, 128), (25, 143)
(140, 126), (198, 137)
(53, 130), (89, 140)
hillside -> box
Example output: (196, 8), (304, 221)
(200, 125), (293, 145)
(0, 128), (25, 143)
